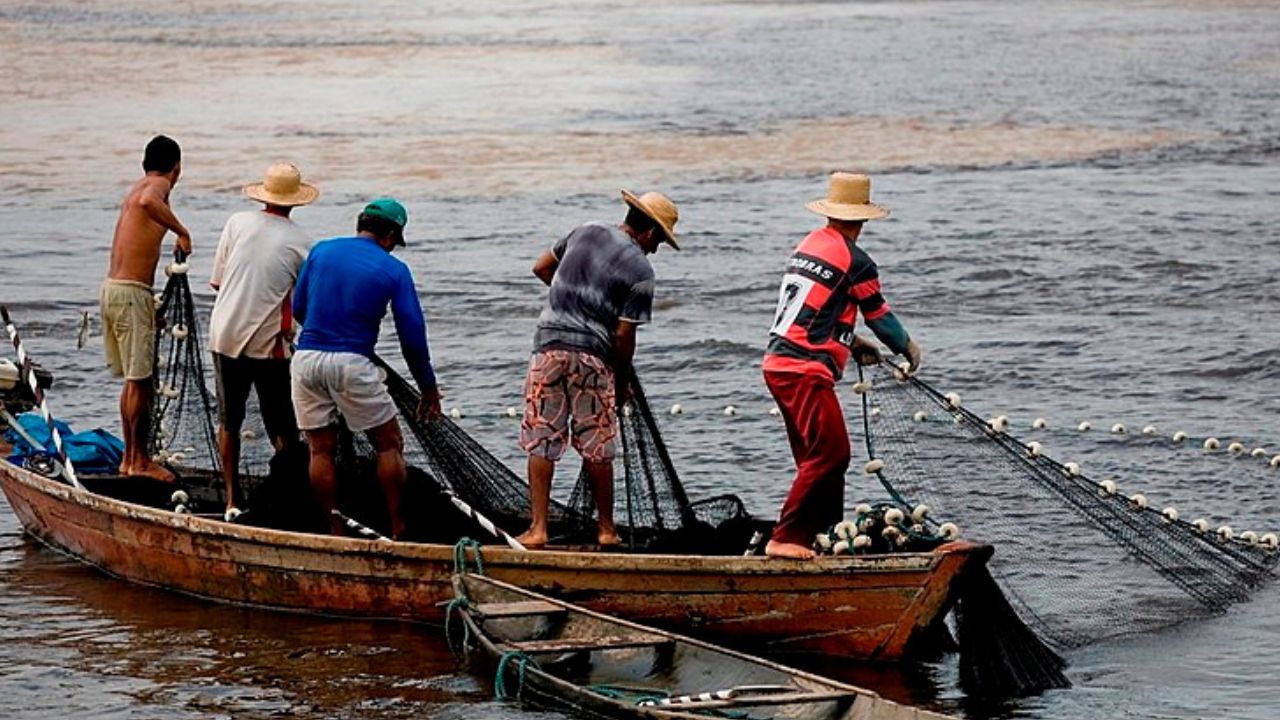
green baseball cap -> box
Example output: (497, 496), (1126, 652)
(362, 197), (408, 244)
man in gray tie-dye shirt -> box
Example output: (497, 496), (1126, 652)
(517, 189), (681, 548)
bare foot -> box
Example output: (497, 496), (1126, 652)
(598, 531), (622, 548)
(765, 540), (816, 560)
(515, 529), (547, 549)
(126, 460), (176, 483)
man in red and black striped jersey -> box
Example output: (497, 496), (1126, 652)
(762, 172), (922, 560)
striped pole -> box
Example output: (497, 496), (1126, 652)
(638, 685), (794, 707)
(1, 306), (84, 490)
(443, 489), (527, 551)
(330, 509), (390, 541)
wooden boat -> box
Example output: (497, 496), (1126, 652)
(450, 572), (955, 719)
(0, 456), (988, 660)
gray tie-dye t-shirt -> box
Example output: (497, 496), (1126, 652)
(533, 222), (655, 359)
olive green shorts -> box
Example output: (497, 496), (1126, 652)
(100, 279), (156, 380)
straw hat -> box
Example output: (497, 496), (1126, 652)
(243, 162), (319, 207)
(621, 189), (680, 250)
(805, 172), (889, 222)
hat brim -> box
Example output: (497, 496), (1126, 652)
(244, 182), (320, 208)
(805, 200), (889, 222)
(621, 189), (680, 250)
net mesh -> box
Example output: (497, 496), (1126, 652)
(148, 265), (220, 474)
(853, 361), (1278, 647)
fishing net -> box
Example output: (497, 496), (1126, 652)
(851, 361), (1279, 648)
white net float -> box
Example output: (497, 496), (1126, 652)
(1271, 455), (1280, 469)
(1026, 441), (1043, 457)
(1142, 425), (1158, 435)
(884, 508), (905, 526)
(988, 415), (1009, 432)
(854, 502), (872, 516)
(1111, 423), (1126, 434)
(912, 504), (930, 522)
(1077, 421), (1092, 432)
(833, 520), (857, 541)
(831, 540), (850, 555)
(165, 261), (189, 276)
(623, 404), (634, 417)
(240, 429), (257, 440)
(912, 410), (928, 422)
(1250, 447), (1267, 459)
(449, 407), (463, 420)
(870, 406), (882, 417)
(224, 507), (243, 523)
(171, 324), (189, 340)
(1261, 533), (1279, 550)
(505, 406), (518, 418)
(1099, 479), (1118, 496)
(169, 451), (186, 463)
(1032, 417), (1048, 429)
(881, 525), (901, 540)
(944, 392), (961, 408)
(1063, 462), (1081, 477)
(863, 459), (885, 475)
(1192, 518), (1210, 533)
(669, 403), (683, 415)
(769, 406), (781, 416)
(161, 384), (180, 399)
(938, 522), (959, 540)
(1129, 493), (1147, 509)
(1162, 506), (1179, 522)
(1203, 437), (1220, 450)
(1172, 430), (1188, 443)
(857, 517), (876, 533)
(1227, 442), (1245, 455)
(170, 490), (189, 506)
(174, 504), (190, 514)
(852, 380), (872, 395)
(153, 293), (164, 309)
(1217, 525), (1234, 542)
(815, 533), (833, 551)
(1240, 531), (1258, 546)
(723, 405), (737, 416)
(853, 534), (872, 550)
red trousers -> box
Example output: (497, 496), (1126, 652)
(764, 369), (850, 546)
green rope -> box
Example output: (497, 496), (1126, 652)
(453, 537), (485, 576)
(443, 596), (471, 657)
(495, 651), (540, 700)
(585, 683), (671, 706)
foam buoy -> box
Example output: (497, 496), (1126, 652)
(853, 534), (872, 550)
(224, 507), (243, 523)
(1250, 448), (1267, 459)
(174, 504), (190, 514)
(863, 459), (885, 475)
(833, 520), (857, 541)
(944, 392), (961, 408)
(815, 533), (833, 551)
(1026, 441), (1043, 457)
(670, 403), (683, 416)
(723, 405), (737, 416)
(1161, 506), (1179, 522)
(1203, 437), (1220, 451)
(1172, 431), (1188, 443)
(161, 384), (179, 399)
(1217, 525), (1234, 542)
(881, 525), (901, 541)
(1032, 417), (1048, 429)
(240, 429), (256, 440)
(449, 407), (463, 420)
(832, 540), (850, 555)
(1261, 533), (1279, 550)
(1128, 493), (1147, 509)
(912, 504), (929, 522)
(1077, 421), (1092, 432)
(857, 517), (876, 533)
(505, 406), (518, 418)
(1240, 530), (1258, 546)
(1142, 425), (1158, 435)
(170, 490), (189, 506)
(854, 502), (872, 516)
(1063, 462), (1081, 476)
(1271, 455), (1280, 469)
(870, 406), (882, 417)
(171, 324), (189, 340)
(884, 508), (905, 526)
(1111, 423), (1126, 434)
(1192, 518), (1210, 533)
(165, 261), (189, 276)
(153, 293), (164, 309)
(939, 522), (959, 540)
(988, 415), (1009, 432)
(852, 380), (871, 395)
(1227, 442), (1245, 455)
(169, 451), (186, 463)
(912, 410), (928, 422)
(1099, 479), (1117, 496)
(769, 406), (781, 416)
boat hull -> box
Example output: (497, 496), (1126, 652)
(0, 458), (983, 660)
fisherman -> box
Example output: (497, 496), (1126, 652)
(208, 163), (319, 516)
(100, 135), (191, 482)
(517, 189), (680, 548)
(289, 198), (441, 538)
(762, 172), (922, 560)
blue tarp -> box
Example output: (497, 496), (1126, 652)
(5, 412), (124, 474)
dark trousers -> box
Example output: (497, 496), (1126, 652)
(764, 369), (850, 546)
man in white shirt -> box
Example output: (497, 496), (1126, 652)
(209, 162), (318, 516)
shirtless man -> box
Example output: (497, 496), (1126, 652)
(100, 135), (192, 481)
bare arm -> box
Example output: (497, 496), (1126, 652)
(532, 249), (559, 286)
(612, 320), (638, 407)
(138, 182), (192, 255)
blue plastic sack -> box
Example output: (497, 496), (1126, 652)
(5, 412), (124, 475)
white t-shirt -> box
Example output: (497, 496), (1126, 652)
(209, 210), (312, 359)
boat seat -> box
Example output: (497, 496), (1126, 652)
(504, 633), (675, 655)
(473, 600), (569, 620)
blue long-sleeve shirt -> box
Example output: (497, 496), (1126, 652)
(293, 235), (437, 391)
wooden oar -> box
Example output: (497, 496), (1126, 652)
(1, 306), (84, 490)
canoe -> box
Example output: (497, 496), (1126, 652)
(0, 456), (988, 660)
(450, 571), (955, 719)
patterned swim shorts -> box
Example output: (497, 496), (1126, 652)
(520, 349), (617, 463)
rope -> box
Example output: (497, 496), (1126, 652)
(443, 596), (471, 657)
(494, 651), (540, 700)
(452, 537), (485, 576)
(1, 306), (83, 490)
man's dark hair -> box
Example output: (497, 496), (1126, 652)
(624, 206), (658, 235)
(142, 135), (181, 174)
(357, 212), (403, 242)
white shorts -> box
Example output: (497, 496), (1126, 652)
(290, 350), (396, 432)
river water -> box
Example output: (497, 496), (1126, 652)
(1, 0), (1278, 718)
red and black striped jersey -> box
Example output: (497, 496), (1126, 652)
(763, 226), (890, 381)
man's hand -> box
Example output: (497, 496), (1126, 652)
(417, 385), (443, 422)
(174, 232), (192, 257)
(903, 339), (923, 375)
(850, 334), (883, 367)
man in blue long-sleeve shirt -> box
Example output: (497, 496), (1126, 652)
(290, 198), (442, 538)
